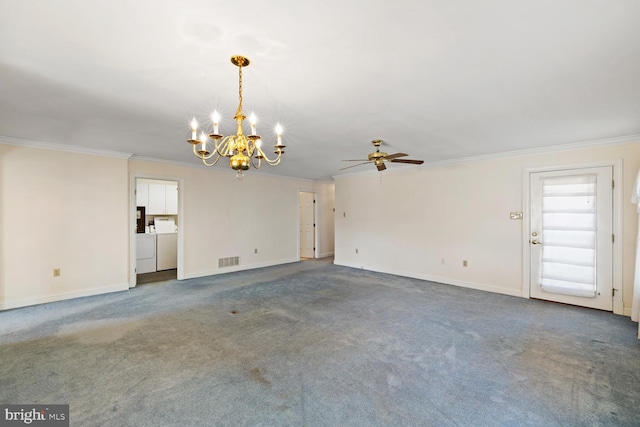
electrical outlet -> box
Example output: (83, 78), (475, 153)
(254, 248), (258, 254)
(355, 248), (358, 254)
(53, 268), (61, 277)
(441, 258), (445, 265)
(343, 212), (346, 217)
(463, 260), (468, 267)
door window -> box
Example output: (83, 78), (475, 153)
(540, 174), (597, 297)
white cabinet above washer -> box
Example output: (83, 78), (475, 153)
(137, 179), (178, 215)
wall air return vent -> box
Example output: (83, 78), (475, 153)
(218, 256), (240, 268)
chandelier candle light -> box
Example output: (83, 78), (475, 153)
(188, 55), (285, 179)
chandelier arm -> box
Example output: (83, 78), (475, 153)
(267, 157), (282, 166)
(202, 155), (223, 167)
(250, 156), (262, 169)
(257, 148), (283, 165)
(214, 136), (232, 157)
(246, 138), (255, 157)
(201, 149), (224, 166)
(192, 144), (203, 159)
(193, 145), (213, 160)
(192, 143), (221, 161)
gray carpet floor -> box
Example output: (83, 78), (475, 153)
(1, 258), (639, 426)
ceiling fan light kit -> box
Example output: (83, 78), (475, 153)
(187, 55), (285, 180)
(341, 139), (424, 172)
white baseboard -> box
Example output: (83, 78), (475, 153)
(0, 283), (130, 311)
(334, 262), (523, 298)
(317, 251), (335, 258)
(183, 258), (300, 280)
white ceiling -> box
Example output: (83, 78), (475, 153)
(1, 0), (639, 181)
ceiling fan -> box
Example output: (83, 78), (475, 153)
(340, 140), (425, 171)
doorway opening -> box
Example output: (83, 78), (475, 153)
(131, 177), (181, 287)
(299, 191), (316, 260)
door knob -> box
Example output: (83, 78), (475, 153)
(531, 240), (542, 245)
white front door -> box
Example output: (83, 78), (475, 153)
(300, 192), (315, 259)
(529, 166), (613, 311)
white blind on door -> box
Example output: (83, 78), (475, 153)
(540, 174), (597, 298)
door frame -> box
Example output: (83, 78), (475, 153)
(129, 173), (184, 288)
(521, 160), (623, 315)
(298, 189), (317, 260)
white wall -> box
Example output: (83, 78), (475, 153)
(0, 145), (335, 310)
(129, 160), (335, 279)
(334, 141), (640, 315)
(0, 144), (130, 310)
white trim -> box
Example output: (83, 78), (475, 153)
(522, 170), (532, 299)
(129, 155), (203, 170)
(129, 174), (138, 288)
(423, 135), (639, 168)
(298, 190), (318, 259)
(334, 134), (640, 179)
(0, 136), (335, 184)
(131, 154), (333, 184)
(522, 160), (623, 315)
(0, 135), (133, 159)
(183, 258), (299, 280)
(335, 262), (523, 297)
(612, 160), (624, 315)
(0, 283), (129, 311)
(318, 251), (335, 258)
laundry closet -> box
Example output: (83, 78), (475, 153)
(135, 178), (178, 281)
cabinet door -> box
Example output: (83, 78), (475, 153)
(165, 183), (178, 215)
(148, 184), (166, 214)
(136, 183), (149, 209)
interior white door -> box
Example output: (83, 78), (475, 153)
(529, 166), (613, 311)
(300, 192), (315, 259)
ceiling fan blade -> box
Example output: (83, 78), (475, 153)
(340, 162), (372, 171)
(390, 159), (424, 165)
(384, 153), (408, 160)
(342, 159), (369, 162)
(376, 163), (387, 171)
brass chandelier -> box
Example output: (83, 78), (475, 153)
(188, 55), (285, 179)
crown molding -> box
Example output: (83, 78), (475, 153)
(0, 136), (329, 183)
(334, 133), (640, 179)
(5, 133), (638, 181)
(129, 154), (202, 169)
(422, 133), (640, 168)
(130, 154), (331, 183)
(0, 135), (133, 159)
